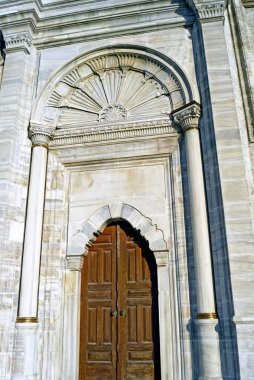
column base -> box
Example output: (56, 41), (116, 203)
(195, 319), (222, 380)
(12, 323), (39, 380)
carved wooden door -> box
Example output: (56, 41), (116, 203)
(79, 223), (161, 380)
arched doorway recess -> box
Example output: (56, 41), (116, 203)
(64, 204), (171, 380)
(79, 222), (161, 380)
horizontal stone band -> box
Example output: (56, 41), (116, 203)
(196, 312), (218, 320)
(16, 317), (38, 323)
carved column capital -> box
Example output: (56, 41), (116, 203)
(154, 250), (169, 267)
(171, 101), (201, 133)
(5, 31), (32, 55)
(29, 123), (55, 147)
(66, 256), (85, 272)
(196, 1), (227, 22)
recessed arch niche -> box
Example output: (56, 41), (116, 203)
(35, 46), (198, 380)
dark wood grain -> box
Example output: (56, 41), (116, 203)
(79, 223), (161, 380)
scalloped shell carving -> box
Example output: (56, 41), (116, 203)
(45, 53), (185, 128)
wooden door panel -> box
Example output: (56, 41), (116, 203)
(118, 225), (160, 380)
(79, 226), (117, 380)
(79, 223), (160, 380)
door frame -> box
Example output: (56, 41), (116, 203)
(63, 203), (177, 380)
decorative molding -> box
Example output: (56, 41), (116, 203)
(50, 119), (176, 147)
(171, 101), (201, 132)
(196, 1), (226, 21)
(242, 0), (254, 7)
(29, 123), (56, 146)
(67, 203), (168, 257)
(5, 32), (32, 54)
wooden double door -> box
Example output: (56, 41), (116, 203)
(79, 222), (161, 380)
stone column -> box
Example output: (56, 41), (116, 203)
(172, 101), (222, 379)
(14, 124), (54, 379)
(17, 124), (54, 322)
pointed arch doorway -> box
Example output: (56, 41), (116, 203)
(79, 222), (161, 380)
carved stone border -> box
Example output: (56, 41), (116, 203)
(67, 203), (168, 256)
(49, 119), (176, 147)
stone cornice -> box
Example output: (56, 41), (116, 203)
(29, 123), (56, 146)
(195, 1), (227, 22)
(5, 32), (32, 54)
(242, 0), (254, 7)
(50, 119), (176, 147)
(171, 101), (201, 132)
(49, 119), (176, 147)
(0, 1), (193, 49)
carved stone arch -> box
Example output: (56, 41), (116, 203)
(32, 45), (199, 128)
(67, 203), (168, 259)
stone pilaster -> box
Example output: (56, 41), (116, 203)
(0, 30), (39, 380)
(63, 256), (84, 379)
(192, 1), (254, 377)
(154, 251), (172, 380)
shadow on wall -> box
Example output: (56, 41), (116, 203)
(176, 2), (241, 379)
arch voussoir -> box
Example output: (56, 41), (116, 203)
(67, 203), (167, 257)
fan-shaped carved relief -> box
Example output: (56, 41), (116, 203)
(45, 53), (185, 128)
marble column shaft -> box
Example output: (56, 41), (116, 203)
(172, 101), (222, 379)
(17, 125), (54, 322)
(172, 101), (216, 317)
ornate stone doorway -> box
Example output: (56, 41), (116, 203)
(79, 222), (161, 380)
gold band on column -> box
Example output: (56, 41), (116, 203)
(32, 143), (49, 149)
(196, 312), (218, 320)
(16, 316), (38, 323)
